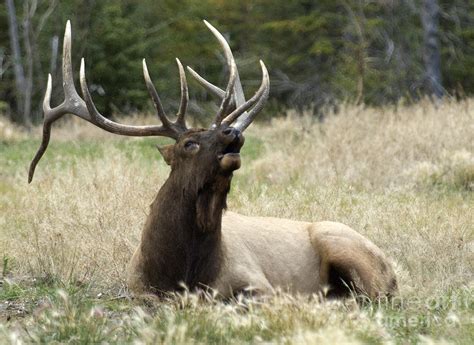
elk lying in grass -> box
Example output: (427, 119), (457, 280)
(29, 21), (397, 299)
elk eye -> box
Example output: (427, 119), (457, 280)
(184, 140), (199, 151)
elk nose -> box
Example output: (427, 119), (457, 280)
(221, 127), (241, 141)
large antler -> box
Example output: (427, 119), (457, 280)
(187, 20), (270, 131)
(29, 20), (269, 183)
(28, 21), (189, 183)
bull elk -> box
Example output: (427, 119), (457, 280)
(29, 21), (396, 299)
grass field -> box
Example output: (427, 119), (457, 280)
(0, 100), (473, 344)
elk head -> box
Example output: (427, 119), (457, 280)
(28, 20), (269, 187)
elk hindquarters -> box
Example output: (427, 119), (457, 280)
(308, 221), (397, 299)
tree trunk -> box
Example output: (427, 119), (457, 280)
(342, 0), (367, 105)
(421, 0), (443, 98)
(50, 35), (59, 74)
(5, 0), (29, 124)
(22, 1), (35, 126)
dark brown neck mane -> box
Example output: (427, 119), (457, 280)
(139, 168), (232, 294)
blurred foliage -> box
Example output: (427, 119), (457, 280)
(0, 0), (473, 123)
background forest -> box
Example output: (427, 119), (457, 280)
(1, 0), (474, 125)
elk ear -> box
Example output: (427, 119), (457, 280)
(157, 144), (175, 165)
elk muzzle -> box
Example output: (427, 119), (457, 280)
(218, 127), (244, 172)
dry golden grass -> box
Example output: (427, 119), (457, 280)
(0, 99), (473, 343)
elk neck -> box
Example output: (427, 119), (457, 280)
(139, 167), (233, 292)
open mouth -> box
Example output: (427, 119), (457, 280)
(218, 135), (244, 160)
(218, 139), (241, 159)
(217, 137), (244, 171)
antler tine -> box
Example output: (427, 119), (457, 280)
(215, 60), (236, 127)
(175, 58), (188, 127)
(232, 61), (270, 131)
(222, 61), (270, 131)
(203, 20), (238, 128)
(186, 66), (226, 99)
(142, 59), (171, 127)
(62, 21), (80, 99)
(232, 68), (246, 107)
(28, 74), (53, 183)
(187, 66), (238, 114)
(187, 65), (248, 110)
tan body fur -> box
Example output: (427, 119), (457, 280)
(128, 211), (396, 299)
